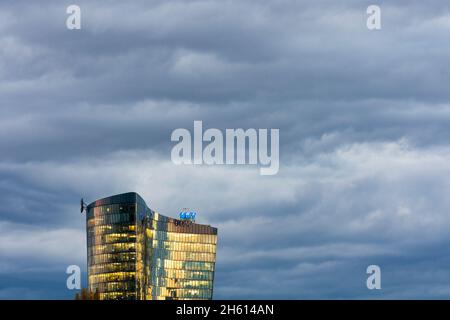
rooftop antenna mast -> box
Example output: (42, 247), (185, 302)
(80, 198), (88, 213)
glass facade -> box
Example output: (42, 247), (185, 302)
(86, 192), (218, 300)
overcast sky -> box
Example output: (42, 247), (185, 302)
(1, 0), (450, 299)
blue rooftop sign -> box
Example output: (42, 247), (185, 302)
(179, 210), (196, 221)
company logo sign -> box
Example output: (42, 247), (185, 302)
(179, 210), (196, 221)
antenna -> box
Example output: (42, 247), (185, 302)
(80, 198), (87, 213)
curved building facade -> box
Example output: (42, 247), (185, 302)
(86, 192), (218, 300)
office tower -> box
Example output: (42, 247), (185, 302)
(85, 192), (217, 300)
